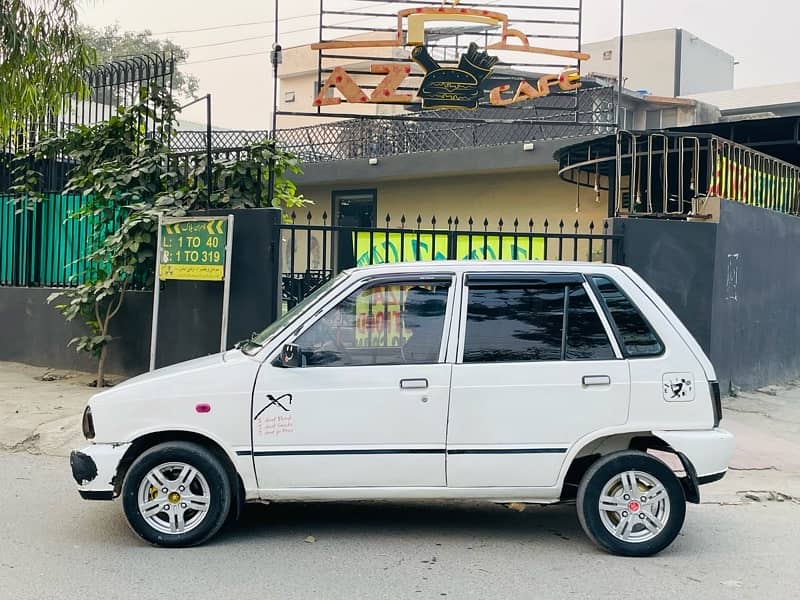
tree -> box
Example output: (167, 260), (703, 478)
(0, 0), (94, 139)
(11, 86), (308, 387)
(79, 24), (199, 100)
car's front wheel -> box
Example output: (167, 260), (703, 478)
(577, 450), (686, 557)
(121, 441), (232, 547)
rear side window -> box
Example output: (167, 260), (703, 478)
(462, 282), (615, 363)
(591, 275), (664, 357)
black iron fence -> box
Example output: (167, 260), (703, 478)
(1, 54), (175, 196)
(281, 211), (621, 308)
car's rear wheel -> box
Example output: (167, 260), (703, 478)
(577, 450), (686, 557)
(121, 441), (231, 547)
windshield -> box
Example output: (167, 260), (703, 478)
(242, 271), (350, 354)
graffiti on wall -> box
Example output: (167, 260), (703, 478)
(353, 232), (545, 266)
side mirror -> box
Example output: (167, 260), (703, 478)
(279, 344), (303, 368)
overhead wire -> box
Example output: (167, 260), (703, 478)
(180, 0), (509, 67)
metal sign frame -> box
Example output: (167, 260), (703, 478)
(277, 0), (592, 125)
(149, 214), (235, 371)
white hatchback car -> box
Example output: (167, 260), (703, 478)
(71, 261), (734, 556)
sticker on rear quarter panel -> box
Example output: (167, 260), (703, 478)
(662, 373), (695, 401)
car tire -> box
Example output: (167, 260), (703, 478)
(121, 441), (232, 547)
(576, 450), (686, 557)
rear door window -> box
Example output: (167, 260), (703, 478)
(462, 278), (616, 363)
(565, 285), (616, 360)
(463, 285), (565, 363)
(590, 275), (664, 357)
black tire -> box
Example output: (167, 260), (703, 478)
(576, 450), (686, 557)
(121, 441), (232, 547)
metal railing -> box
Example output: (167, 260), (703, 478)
(558, 131), (800, 218)
(280, 211), (621, 308)
(173, 87), (617, 162)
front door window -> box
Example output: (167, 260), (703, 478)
(295, 279), (451, 366)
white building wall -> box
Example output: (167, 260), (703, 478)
(678, 31), (734, 95)
(582, 29), (734, 98)
(583, 29), (678, 97)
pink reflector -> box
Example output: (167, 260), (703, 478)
(195, 403), (211, 413)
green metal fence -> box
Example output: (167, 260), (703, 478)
(0, 194), (124, 287)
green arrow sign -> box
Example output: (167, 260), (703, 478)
(159, 218), (228, 281)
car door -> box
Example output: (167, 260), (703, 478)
(251, 274), (456, 489)
(446, 273), (630, 488)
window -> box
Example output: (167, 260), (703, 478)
(462, 282), (614, 363)
(660, 108), (678, 128)
(645, 110), (661, 130)
(591, 276), (663, 357)
(464, 285), (564, 363)
(565, 285), (616, 360)
(294, 280), (450, 367)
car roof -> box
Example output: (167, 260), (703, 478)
(346, 260), (626, 276)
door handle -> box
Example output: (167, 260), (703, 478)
(400, 378), (428, 389)
(582, 375), (611, 386)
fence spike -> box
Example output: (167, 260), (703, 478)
(416, 214), (422, 228)
(447, 216), (453, 226)
(307, 211), (313, 223)
(529, 218), (534, 231)
(431, 215), (437, 227)
(385, 213), (391, 224)
(454, 216), (459, 226)
(468, 216), (474, 230)
(322, 210), (328, 225)
(498, 218), (504, 230)
(400, 214), (406, 228)
(559, 219), (564, 231)
(544, 218), (549, 231)
(513, 218), (519, 231)
(291, 210), (297, 223)
(574, 219), (579, 232)
(589, 220), (595, 231)
(483, 217), (489, 230)
(603, 221), (609, 232)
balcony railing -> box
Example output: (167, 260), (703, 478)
(173, 86), (616, 163)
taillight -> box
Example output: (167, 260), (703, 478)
(82, 406), (95, 439)
(710, 381), (722, 427)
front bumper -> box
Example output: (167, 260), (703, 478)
(70, 443), (130, 500)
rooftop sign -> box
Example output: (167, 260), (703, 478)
(306, 0), (588, 114)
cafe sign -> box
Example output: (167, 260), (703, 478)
(312, 1), (589, 111)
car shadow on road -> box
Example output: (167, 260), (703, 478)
(215, 500), (589, 548)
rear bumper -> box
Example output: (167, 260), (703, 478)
(70, 443), (130, 500)
(654, 427), (735, 479)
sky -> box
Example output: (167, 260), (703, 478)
(77, 0), (800, 129)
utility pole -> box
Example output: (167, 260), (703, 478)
(267, 0), (282, 207)
(616, 0), (625, 128)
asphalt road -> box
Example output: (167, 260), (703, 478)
(1, 451), (798, 600)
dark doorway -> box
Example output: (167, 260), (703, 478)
(333, 189), (377, 270)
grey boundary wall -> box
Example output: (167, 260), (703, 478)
(612, 199), (800, 393)
(2, 202), (800, 393)
(0, 208), (281, 376)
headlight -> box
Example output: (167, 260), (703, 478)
(82, 406), (95, 440)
